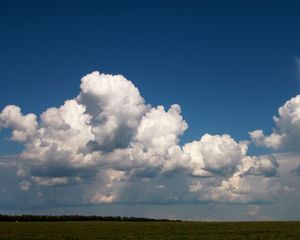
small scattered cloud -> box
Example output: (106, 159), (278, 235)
(246, 205), (260, 216)
(19, 180), (31, 191)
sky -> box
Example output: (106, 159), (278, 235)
(0, 0), (300, 220)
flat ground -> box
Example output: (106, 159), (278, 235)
(0, 221), (299, 240)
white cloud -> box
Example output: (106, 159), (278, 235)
(31, 176), (71, 186)
(0, 71), (292, 208)
(250, 95), (300, 151)
(91, 193), (117, 204)
(128, 104), (189, 174)
(239, 155), (279, 177)
(183, 134), (246, 177)
(89, 169), (125, 204)
(77, 71), (148, 151)
(0, 105), (37, 141)
(201, 174), (281, 204)
(134, 105), (187, 151)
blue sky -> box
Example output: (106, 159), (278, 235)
(1, 1), (300, 145)
(0, 1), (300, 220)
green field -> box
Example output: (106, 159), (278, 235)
(0, 221), (300, 240)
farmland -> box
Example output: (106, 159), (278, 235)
(0, 221), (300, 240)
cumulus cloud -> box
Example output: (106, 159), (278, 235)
(0, 71), (286, 208)
(239, 155), (279, 177)
(183, 134), (246, 177)
(208, 175), (281, 203)
(23, 99), (98, 167)
(0, 105), (37, 141)
(250, 95), (300, 151)
(134, 105), (187, 151)
(78, 71), (148, 152)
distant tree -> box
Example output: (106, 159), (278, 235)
(0, 214), (182, 222)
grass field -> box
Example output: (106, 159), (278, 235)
(0, 221), (300, 240)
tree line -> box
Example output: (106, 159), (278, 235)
(0, 215), (182, 222)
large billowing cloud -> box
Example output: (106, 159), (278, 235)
(183, 134), (247, 177)
(0, 71), (291, 209)
(250, 95), (300, 151)
(78, 72), (148, 152)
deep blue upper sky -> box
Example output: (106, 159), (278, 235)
(1, 0), (300, 154)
